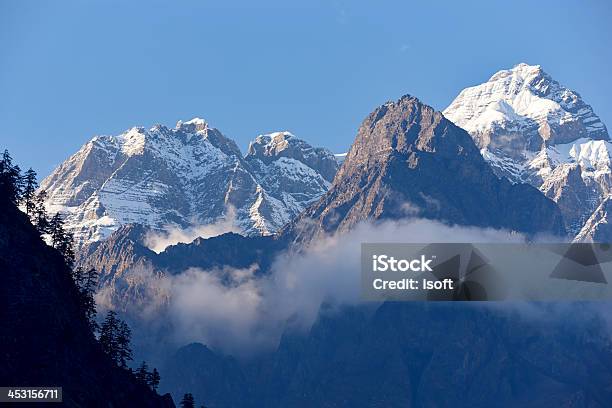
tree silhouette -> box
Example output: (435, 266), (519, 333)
(148, 367), (161, 391)
(117, 319), (133, 368)
(0, 149), (23, 205)
(22, 168), (37, 215)
(135, 361), (161, 391)
(82, 267), (98, 332)
(135, 361), (149, 383)
(99, 311), (133, 369)
(72, 266), (98, 333)
(180, 393), (195, 408)
(32, 190), (50, 234)
(48, 213), (75, 268)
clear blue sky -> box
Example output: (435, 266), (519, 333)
(1, 0), (611, 176)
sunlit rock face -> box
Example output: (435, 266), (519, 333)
(444, 63), (610, 236)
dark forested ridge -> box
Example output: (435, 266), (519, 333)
(161, 303), (612, 408)
(0, 151), (175, 407)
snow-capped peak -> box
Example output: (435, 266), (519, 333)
(444, 63), (611, 237)
(176, 117), (208, 133)
(245, 131), (338, 182)
(40, 119), (338, 247)
(250, 131), (295, 153)
(488, 62), (543, 83)
(444, 62), (608, 155)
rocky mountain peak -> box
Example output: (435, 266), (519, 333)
(444, 63), (608, 155)
(339, 94), (479, 178)
(247, 131), (295, 157)
(285, 95), (565, 241)
(175, 117), (208, 133)
(41, 119), (338, 246)
(444, 63), (611, 237)
(488, 62), (544, 83)
(246, 131), (338, 182)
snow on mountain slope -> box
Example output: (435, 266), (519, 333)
(244, 132), (337, 233)
(574, 195), (612, 242)
(444, 63), (610, 236)
(41, 121), (338, 246)
(444, 63), (607, 155)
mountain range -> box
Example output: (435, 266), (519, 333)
(36, 62), (612, 406)
(43, 63), (612, 247)
(41, 119), (337, 246)
(284, 93), (565, 244)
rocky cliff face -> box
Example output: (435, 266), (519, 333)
(243, 131), (336, 234)
(285, 94), (566, 242)
(41, 119), (337, 246)
(0, 192), (174, 407)
(444, 63), (611, 235)
(575, 195), (612, 242)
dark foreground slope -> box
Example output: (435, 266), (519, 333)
(0, 197), (175, 407)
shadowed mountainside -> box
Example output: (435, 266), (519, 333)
(0, 194), (175, 407)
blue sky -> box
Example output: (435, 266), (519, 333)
(1, 0), (611, 176)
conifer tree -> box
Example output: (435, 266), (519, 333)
(180, 393), (195, 408)
(49, 213), (65, 247)
(99, 311), (132, 368)
(99, 311), (120, 365)
(0, 149), (23, 205)
(48, 213), (75, 268)
(135, 361), (149, 383)
(22, 168), (38, 215)
(33, 190), (50, 234)
(148, 367), (161, 391)
(117, 319), (133, 368)
(82, 267), (99, 333)
(72, 266), (98, 333)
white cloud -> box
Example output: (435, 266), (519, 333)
(102, 218), (529, 356)
(144, 207), (240, 253)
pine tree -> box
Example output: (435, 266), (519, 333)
(0, 149), (23, 205)
(99, 311), (120, 365)
(117, 319), (133, 368)
(72, 267), (98, 333)
(49, 213), (65, 247)
(33, 190), (50, 234)
(48, 213), (74, 268)
(61, 229), (75, 269)
(180, 393), (195, 408)
(22, 168), (38, 215)
(148, 367), (161, 391)
(99, 311), (133, 368)
(135, 361), (149, 383)
(82, 267), (99, 333)
(72, 267), (86, 291)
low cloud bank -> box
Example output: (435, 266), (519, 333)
(144, 208), (240, 253)
(101, 218), (536, 356)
